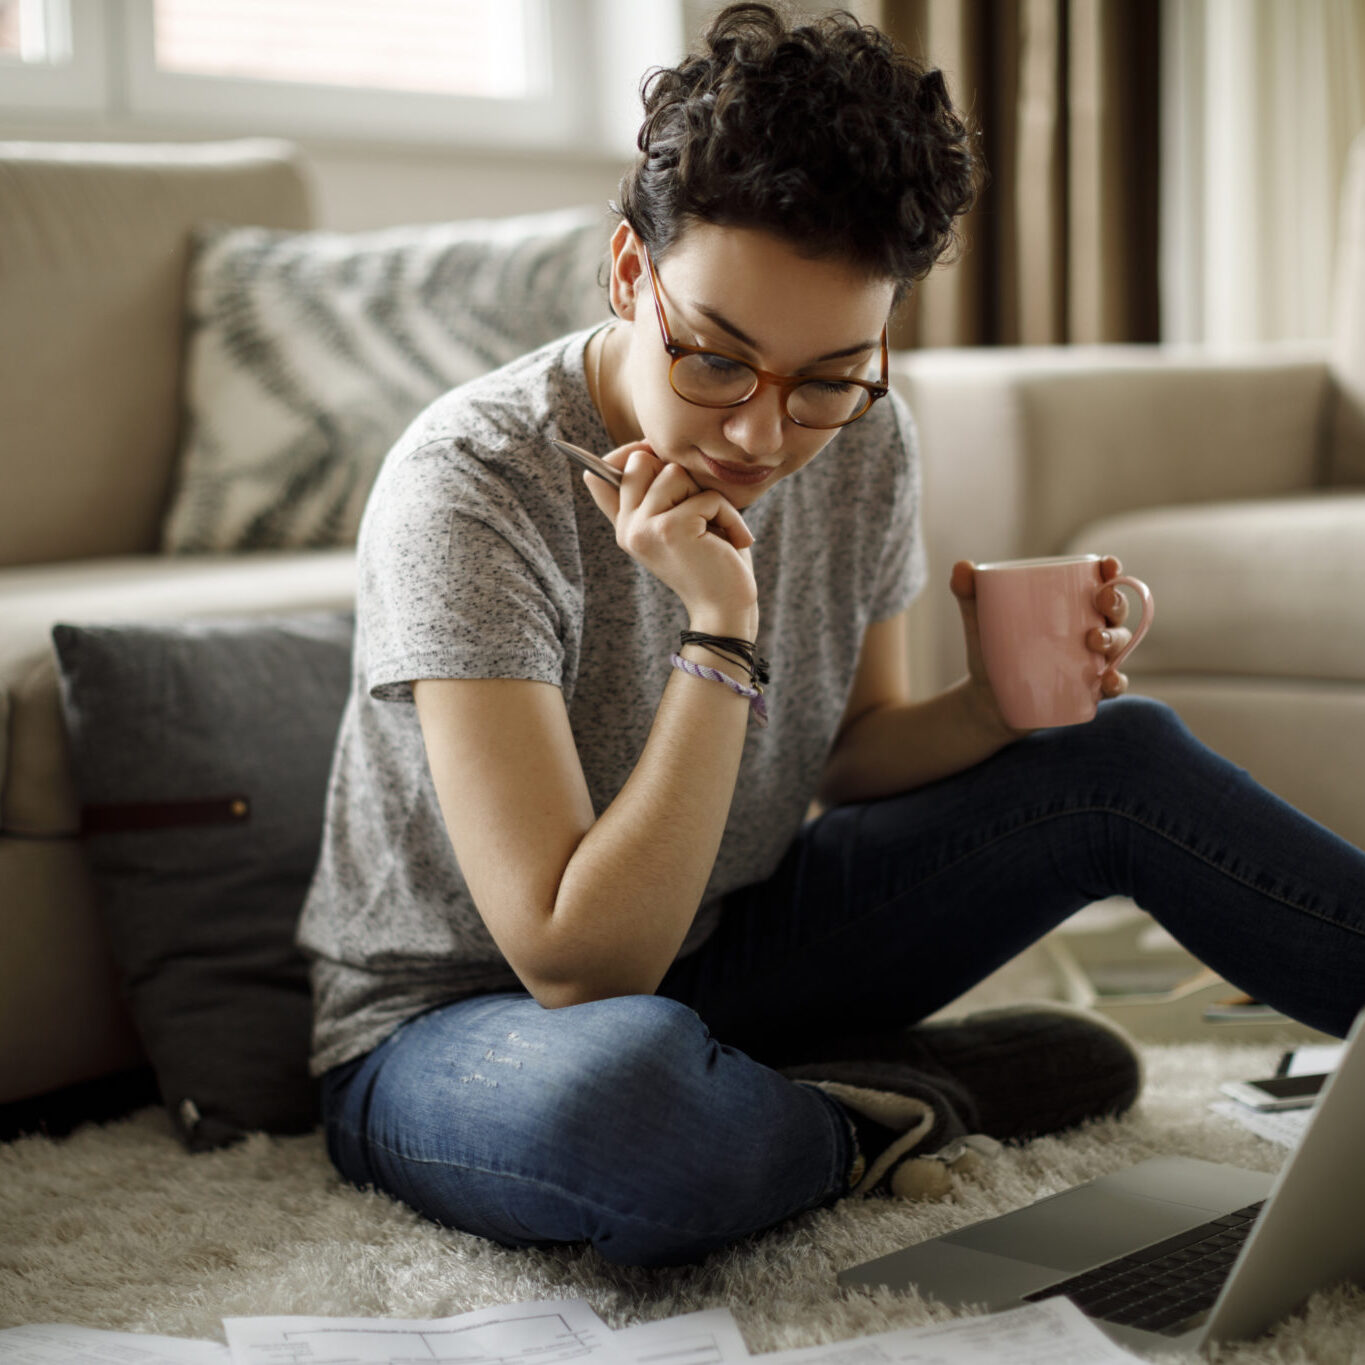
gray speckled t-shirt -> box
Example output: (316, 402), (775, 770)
(297, 326), (926, 1074)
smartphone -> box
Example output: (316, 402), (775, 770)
(1218, 1071), (1331, 1111)
(550, 438), (623, 488)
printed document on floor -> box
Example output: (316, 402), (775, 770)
(223, 1298), (622, 1365)
(1, 1296), (1140, 1365)
(759, 1299), (1142, 1365)
(0, 1322), (229, 1363)
(612, 1309), (751, 1365)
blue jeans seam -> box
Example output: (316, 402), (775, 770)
(816, 802), (1365, 965)
(920, 804), (1362, 935)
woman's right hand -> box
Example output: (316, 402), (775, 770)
(583, 442), (758, 630)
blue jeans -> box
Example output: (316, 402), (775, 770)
(322, 698), (1365, 1265)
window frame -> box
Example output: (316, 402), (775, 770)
(0, 0), (106, 113)
(0, 0), (625, 151)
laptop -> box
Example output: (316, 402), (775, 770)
(838, 1008), (1365, 1356)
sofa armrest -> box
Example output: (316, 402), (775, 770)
(890, 342), (1332, 695)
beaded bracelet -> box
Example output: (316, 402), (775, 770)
(669, 652), (769, 728)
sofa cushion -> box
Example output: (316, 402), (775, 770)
(51, 611), (354, 1150)
(160, 207), (610, 554)
(0, 551), (355, 838)
(1065, 493), (1365, 680)
(0, 139), (311, 568)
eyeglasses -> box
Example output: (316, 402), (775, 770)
(640, 243), (889, 430)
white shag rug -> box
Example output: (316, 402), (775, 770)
(4, 1040), (1365, 1365)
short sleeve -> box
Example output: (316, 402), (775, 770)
(358, 440), (576, 702)
(866, 389), (928, 622)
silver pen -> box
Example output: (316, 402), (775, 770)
(551, 438), (623, 488)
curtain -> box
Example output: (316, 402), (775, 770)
(1161, 0), (1365, 346)
(871, 0), (1161, 349)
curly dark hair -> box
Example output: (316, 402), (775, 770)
(615, 3), (980, 289)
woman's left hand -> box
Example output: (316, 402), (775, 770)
(950, 556), (1133, 737)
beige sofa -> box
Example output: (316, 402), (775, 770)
(897, 131), (1365, 856)
(1, 141), (357, 1108)
(4, 134), (1364, 1112)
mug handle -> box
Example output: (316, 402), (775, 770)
(1099, 574), (1155, 672)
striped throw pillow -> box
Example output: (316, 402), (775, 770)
(162, 207), (610, 553)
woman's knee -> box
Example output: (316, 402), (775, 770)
(353, 993), (839, 1265)
(1091, 694), (1189, 744)
(1008, 696), (1217, 829)
(528, 995), (844, 1264)
(361, 993), (727, 1193)
(520, 994), (725, 1156)
(1057, 695), (1201, 775)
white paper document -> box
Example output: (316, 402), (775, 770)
(1209, 1099), (1312, 1148)
(0, 1323), (229, 1364)
(759, 1299), (1143, 1365)
(224, 1298), (618, 1365)
(611, 1309), (750, 1365)
(3, 1295), (1139, 1365)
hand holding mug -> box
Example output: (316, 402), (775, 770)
(954, 555), (1155, 730)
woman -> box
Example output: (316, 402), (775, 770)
(299, 4), (1365, 1266)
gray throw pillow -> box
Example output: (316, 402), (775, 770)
(160, 207), (610, 554)
(51, 612), (354, 1151)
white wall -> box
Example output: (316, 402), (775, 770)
(300, 140), (628, 231)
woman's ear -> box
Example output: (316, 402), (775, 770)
(608, 221), (644, 322)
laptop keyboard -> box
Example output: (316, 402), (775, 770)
(1023, 1200), (1265, 1335)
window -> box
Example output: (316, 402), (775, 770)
(0, 0), (71, 63)
(125, 0), (583, 146)
(0, 0), (104, 111)
(0, 0), (681, 151)
(150, 2), (542, 102)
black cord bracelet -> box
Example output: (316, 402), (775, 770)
(679, 631), (770, 687)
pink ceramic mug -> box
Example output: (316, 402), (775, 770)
(974, 554), (1155, 729)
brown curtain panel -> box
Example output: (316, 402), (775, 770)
(872, 0), (1160, 348)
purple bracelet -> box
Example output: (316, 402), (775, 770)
(669, 652), (769, 728)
